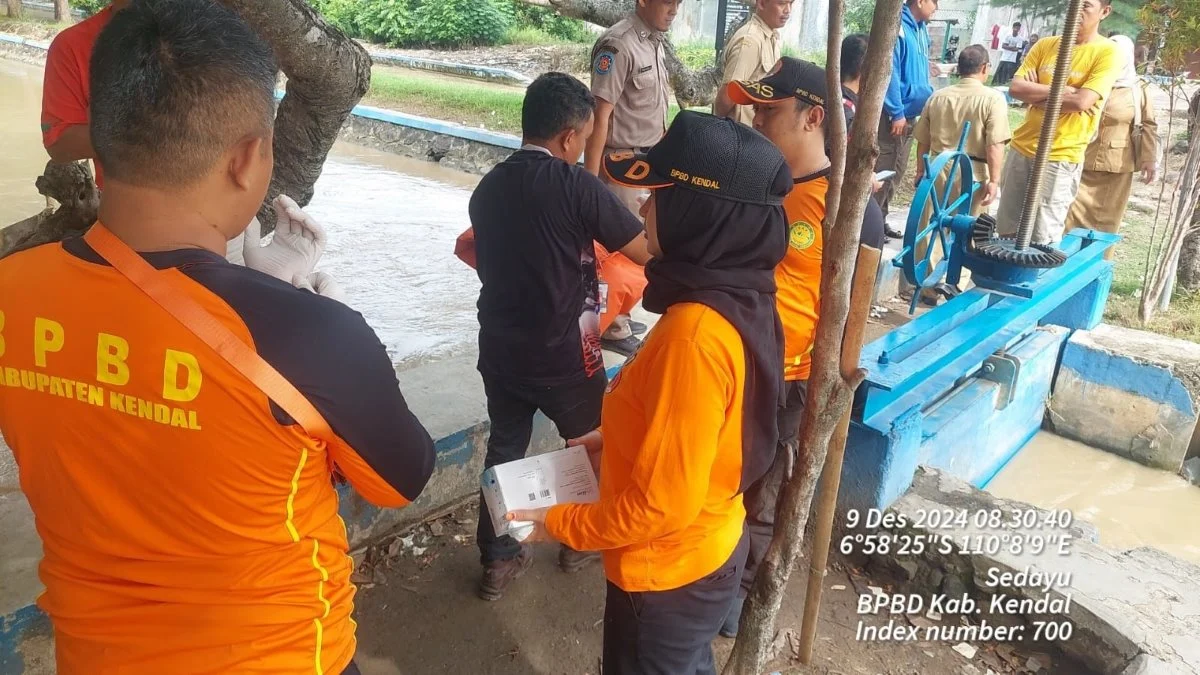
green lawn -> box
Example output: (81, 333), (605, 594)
(367, 67), (689, 136)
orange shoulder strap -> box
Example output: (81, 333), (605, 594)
(83, 222), (333, 442)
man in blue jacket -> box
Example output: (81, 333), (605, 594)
(875, 0), (938, 227)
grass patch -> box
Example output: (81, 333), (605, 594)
(503, 25), (587, 46)
(367, 66), (688, 136)
(366, 68), (526, 133)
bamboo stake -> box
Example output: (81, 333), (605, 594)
(797, 244), (881, 663)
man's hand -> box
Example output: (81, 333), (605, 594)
(505, 508), (556, 543)
(913, 173), (924, 190)
(243, 195), (327, 283)
(890, 119), (909, 137)
(873, 179), (885, 193)
(981, 180), (999, 206)
(293, 271), (347, 303)
(1141, 162), (1158, 184)
(929, 61), (941, 79)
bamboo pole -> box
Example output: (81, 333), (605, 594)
(797, 244), (881, 663)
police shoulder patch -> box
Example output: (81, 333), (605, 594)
(594, 48), (617, 75)
(789, 221), (817, 250)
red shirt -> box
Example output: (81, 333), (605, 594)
(41, 6), (113, 186)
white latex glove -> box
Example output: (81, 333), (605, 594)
(293, 271), (346, 303)
(225, 231), (246, 266)
(242, 195), (326, 282)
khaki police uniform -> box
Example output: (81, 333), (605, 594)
(591, 14), (670, 214)
(716, 14), (781, 127)
(1065, 81), (1160, 253)
(913, 78), (1012, 217)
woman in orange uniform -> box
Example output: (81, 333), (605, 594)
(511, 110), (791, 673)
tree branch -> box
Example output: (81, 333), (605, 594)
(720, 0), (903, 671)
(217, 0), (373, 231)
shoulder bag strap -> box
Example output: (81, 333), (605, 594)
(83, 222), (333, 442)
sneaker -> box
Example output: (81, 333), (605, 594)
(601, 335), (641, 357)
(478, 545), (534, 601)
(885, 224), (904, 239)
(719, 595), (745, 638)
(558, 545), (601, 573)
(628, 320), (648, 336)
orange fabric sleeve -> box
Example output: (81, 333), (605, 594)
(545, 338), (731, 550)
(41, 34), (89, 149)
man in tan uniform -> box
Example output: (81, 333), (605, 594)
(585, 0), (678, 354)
(913, 44), (1012, 215)
(712, 0), (793, 126)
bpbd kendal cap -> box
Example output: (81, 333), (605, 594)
(602, 110), (791, 206)
(727, 57), (828, 108)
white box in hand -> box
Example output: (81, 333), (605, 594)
(481, 445), (600, 541)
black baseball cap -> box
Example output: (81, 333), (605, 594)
(602, 110), (791, 206)
(727, 57), (828, 108)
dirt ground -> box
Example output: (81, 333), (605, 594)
(349, 502), (1088, 675)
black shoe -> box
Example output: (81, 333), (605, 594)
(601, 335), (641, 357)
(478, 545), (533, 601)
(720, 595), (745, 638)
(885, 224), (904, 239)
(558, 545), (601, 573)
(628, 320), (648, 336)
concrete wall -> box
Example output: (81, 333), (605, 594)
(1049, 324), (1200, 473)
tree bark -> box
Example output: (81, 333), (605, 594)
(0, 162), (98, 259)
(53, 0), (71, 24)
(6, 0), (21, 19)
(720, 0), (902, 671)
(216, 0), (372, 231)
(525, 0), (723, 107)
(1175, 217), (1200, 291)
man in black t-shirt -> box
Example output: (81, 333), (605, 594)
(469, 72), (650, 601)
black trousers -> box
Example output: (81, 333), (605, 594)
(992, 60), (1019, 85)
(342, 661), (361, 675)
(476, 372), (607, 563)
(739, 379), (808, 596)
(602, 531), (749, 675)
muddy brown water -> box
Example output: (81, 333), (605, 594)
(988, 431), (1200, 565)
(0, 59), (482, 369)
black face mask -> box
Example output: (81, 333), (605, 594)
(642, 185), (790, 493)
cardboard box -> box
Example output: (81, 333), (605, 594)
(481, 445), (600, 541)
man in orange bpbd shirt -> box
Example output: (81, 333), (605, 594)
(723, 58), (886, 636)
(41, 0), (129, 187)
(0, 2), (435, 672)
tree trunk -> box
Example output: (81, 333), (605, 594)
(525, 0), (722, 107)
(6, 0), (21, 19)
(217, 0), (372, 231)
(1175, 220), (1200, 291)
(1141, 102), (1200, 321)
(53, 0), (71, 24)
(720, 0), (902, 672)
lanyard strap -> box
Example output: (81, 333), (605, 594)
(83, 223), (333, 442)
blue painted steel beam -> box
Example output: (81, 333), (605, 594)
(858, 231), (1115, 430)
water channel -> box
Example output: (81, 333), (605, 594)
(1, 55), (1197, 568)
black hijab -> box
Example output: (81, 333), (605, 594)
(642, 184), (790, 493)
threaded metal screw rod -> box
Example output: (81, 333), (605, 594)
(1015, 0), (1085, 250)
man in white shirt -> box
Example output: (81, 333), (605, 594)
(992, 22), (1024, 85)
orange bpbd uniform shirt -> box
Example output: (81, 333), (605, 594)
(545, 302), (747, 592)
(0, 238), (435, 673)
(41, 6), (112, 186)
(775, 172), (827, 382)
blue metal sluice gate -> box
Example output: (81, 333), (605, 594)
(839, 129), (1119, 513)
